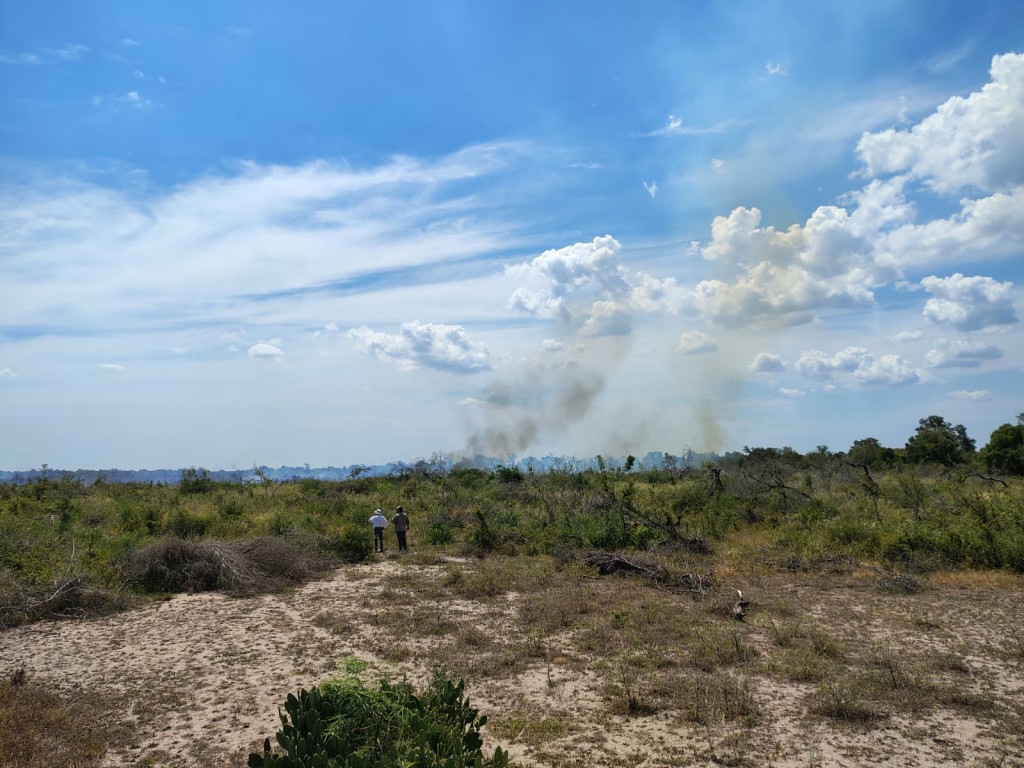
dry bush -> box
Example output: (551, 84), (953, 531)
(124, 537), (255, 593)
(236, 535), (330, 590)
(0, 571), (130, 629)
(123, 535), (324, 595)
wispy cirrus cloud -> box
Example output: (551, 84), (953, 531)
(0, 51), (41, 65)
(638, 114), (741, 138)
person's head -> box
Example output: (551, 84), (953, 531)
(375, 509), (382, 515)
(396, 506), (403, 513)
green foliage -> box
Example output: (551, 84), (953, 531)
(179, 467), (216, 495)
(846, 437), (896, 468)
(322, 524), (374, 563)
(426, 521), (454, 546)
(248, 668), (511, 768)
(904, 415), (976, 466)
(3, 451), (1024, 627)
(980, 421), (1024, 475)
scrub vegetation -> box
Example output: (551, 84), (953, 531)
(1, 413), (1023, 766)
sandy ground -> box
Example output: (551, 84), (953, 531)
(1, 559), (1022, 767)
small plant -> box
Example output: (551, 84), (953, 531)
(810, 675), (883, 723)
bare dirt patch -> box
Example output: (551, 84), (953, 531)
(1, 556), (1022, 767)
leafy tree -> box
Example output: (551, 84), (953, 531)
(904, 415), (976, 465)
(179, 467), (215, 494)
(846, 437), (896, 467)
(980, 414), (1024, 475)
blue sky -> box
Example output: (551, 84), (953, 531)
(1, 1), (1022, 470)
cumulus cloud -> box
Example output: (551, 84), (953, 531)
(248, 343), (283, 359)
(347, 321), (492, 374)
(677, 330), (717, 355)
(924, 338), (1002, 368)
(921, 273), (1018, 330)
(684, 58), (1024, 331)
(796, 346), (921, 386)
(779, 388), (805, 397)
(313, 323), (340, 337)
(749, 352), (785, 373)
(581, 300), (632, 336)
(507, 235), (632, 333)
(857, 52), (1024, 194)
(877, 186), (1024, 269)
(949, 389), (992, 400)
(693, 204), (883, 327)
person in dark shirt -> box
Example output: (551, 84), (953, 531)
(392, 506), (410, 551)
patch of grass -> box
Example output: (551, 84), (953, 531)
(0, 668), (122, 768)
(809, 674), (886, 724)
(668, 670), (761, 726)
(490, 710), (575, 747)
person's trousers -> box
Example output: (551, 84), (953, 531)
(373, 527), (385, 551)
(396, 530), (407, 551)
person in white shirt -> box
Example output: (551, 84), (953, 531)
(369, 509), (388, 552)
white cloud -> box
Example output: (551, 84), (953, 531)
(0, 368), (16, 378)
(796, 346), (921, 386)
(0, 144), (530, 336)
(921, 273), (1018, 330)
(50, 43), (88, 60)
(641, 115), (736, 137)
(118, 91), (154, 109)
(248, 343), (283, 360)
(677, 330), (717, 355)
(765, 61), (786, 77)
(541, 339), (564, 352)
(0, 52), (41, 65)
(692, 204), (883, 327)
(710, 158), (724, 172)
(779, 387), (805, 397)
(889, 330), (923, 342)
(924, 338), (1002, 368)
(581, 300), (632, 336)
(643, 180), (658, 198)
(121, 38), (140, 47)
(507, 235), (630, 332)
(749, 352), (784, 373)
(313, 323), (340, 338)
(949, 389), (992, 400)
(857, 52), (1024, 194)
(347, 321), (492, 374)
(877, 186), (1024, 270)
(100, 363), (126, 371)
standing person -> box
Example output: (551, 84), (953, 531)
(369, 509), (388, 553)
(392, 506), (410, 551)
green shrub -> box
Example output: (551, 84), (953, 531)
(323, 524), (373, 563)
(167, 508), (208, 538)
(426, 521), (454, 546)
(248, 668), (511, 768)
